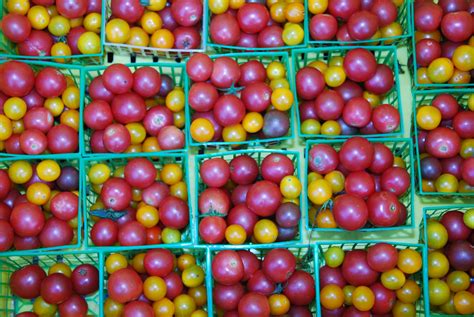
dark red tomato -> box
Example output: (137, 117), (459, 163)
(229, 155), (259, 185)
(416, 39), (441, 67)
(414, 3), (443, 32)
(257, 25), (284, 47)
(199, 216), (226, 243)
(18, 30), (53, 56)
(299, 101), (318, 121)
(214, 282), (245, 311)
(0, 61), (35, 97)
(213, 95), (246, 126)
(336, 81), (364, 104)
(371, 0), (397, 26)
(189, 82), (219, 112)
(227, 204), (258, 236)
(236, 250), (260, 281)
(237, 32), (258, 47)
(58, 294), (88, 317)
(111, 92), (146, 124)
(56, 0), (87, 18)
(108, 268), (143, 304)
(49, 193), (77, 223)
(103, 123), (131, 153)
(71, 264), (99, 296)
(343, 48), (377, 83)
(124, 158), (157, 189)
(262, 248), (296, 283)
(90, 130), (106, 153)
(283, 270), (315, 306)
(263, 110), (290, 138)
(101, 177), (132, 211)
(347, 10), (379, 40)
(211, 57), (241, 89)
(439, 0), (469, 13)
(35, 67), (67, 98)
(237, 3), (270, 34)
(163, 271), (183, 300)
(47, 124), (79, 154)
(143, 105), (173, 136)
(141, 182), (170, 208)
(144, 248), (174, 277)
(289, 306), (313, 317)
(420, 156), (442, 180)
(441, 11), (472, 42)
(453, 111), (474, 139)
(343, 306), (371, 316)
(261, 153), (294, 184)
(319, 265), (346, 288)
(345, 171), (376, 199)
(171, 0), (202, 26)
(276, 202), (300, 228)
(159, 6), (178, 31)
(296, 67), (325, 100)
(132, 67), (161, 98)
(115, 208), (136, 227)
(9, 264), (46, 299)
(310, 14), (338, 40)
(241, 82), (272, 112)
(462, 157), (474, 186)
(0, 220), (13, 251)
(111, 0), (144, 24)
(0, 202), (11, 220)
(342, 250), (379, 286)
(66, 26), (86, 54)
(239, 60), (266, 86)
(315, 90), (344, 121)
(91, 219), (118, 246)
(158, 196), (189, 229)
(369, 143), (394, 174)
(89, 76), (114, 103)
(441, 155), (463, 179)
(367, 242), (398, 272)
(15, 313), (38, 317)
(328, 0), (361, 20)
(210, 13), (241, 46)
(336, 23), (353, 41)
(146, 226), (161, 245)
(87, 0), (102, 13)
(102, 64), (134, 95)
(23, 89), (44, 109)
(23, 107), (54, 133)
(372, 104), (400, 133)
(333, 194), (369, 230)
(118, 221), (146, 246)
(198, 188), (230, 215)
(441, 40), (463, 59)
(157, 126), (184, 150)
(381, 167), (410, 196)
(10, 202), (45, 237)
(3, 189), (20, 209)
(247, 269), (276, 295)
(445, 240), (474, 271)
(19, 129), (47, 155)
(432, 94), (459, 120)
(238, 292), (270, 317)
(123, 301), (154, 317)
(342, 97), (372, 128)
(339, 137), (375, 172)
(1, 13), (31, 43)
(440, 210), (472, 241)
(40, 273), (73, 304)
(84, 100), (113, 130)
(212, 250), (244, 285)
(200, 158), (230, 188)
(364, 65), (394, 95)
(309, 144), (339, 174)
(174, 26), (201, 49)
(246, 180), (282, 217)
(367, 191), (402, 227)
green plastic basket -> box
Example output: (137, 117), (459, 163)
(205, 1), (308, 53)
(305, 138), (416, 232)
(206, 244), (316, 316)
(102, 0), (207, 59)
(0, 250), (101, 316)
(292, 46), (404, 139)
(194, 149), (303, 246)
(0, 154), (83, 255)
(412, 89), (474, 197)
(82, 152), (193, 250)
(185, 52), (296, 149)
(0, 60), (84, 158)
(314, 240), (429, 316)
(82, 62), (187, 156)
(305, 0), (412, 46)
(0, 1), (105, 64)
(409, 1), (474, 89)
(100, 246), (208, 317)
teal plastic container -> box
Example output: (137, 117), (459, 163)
(82, 152), (193, 250)
(412, 89), (474, 197)
(306, 0), (412, 46)
(0, 250), (101, 316)
(314, 241), (429, 316)
(185, 52), (296, 149)
(0, 154), (83, 255)
(292, 46), (404, 139)
(0, 1), (105, 64)
(82, 62), (187, 156)
(0, 60), (84, 157)
(103, 0), (207, 58)
(206, 244), (316, 316)
(100, 246), (208, 317)
(305, 138), (416, 232)
(194, 149), (303, 246)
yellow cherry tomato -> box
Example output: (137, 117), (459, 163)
(324, 170), (345, 193)
(0, 114), (13, 141)
(51, 42), (72, 63)
(36, 160), (61, 182)
(242, 112), (263, 133)
(8, 160), (32, 184)
(126, 122), (147, 145)
(324, 66), (346, 88)
(106, 253), (128, 274)
(427, 251), (450, 279)
(428, 278), (450, 306)
(127, 26), (150, 47)
(308, 0), (328, 14)
(161, 163), (183, 185)
(153, 297), (175, 316)
(104, 297), (124, 317)
(136, 204), (159, 228)
(190, 118), (215, 143)
(78, 31), (101, 54)
(48, 15), (70, 37)
(271, 88), (294, 111)
(3, 97), (27, 120)
(182, 264), (205, 288)
(253, 219), (278, 243)
(267, 61), (286, 80)
(308, 179), (333, 205)
(141, 11), (162, 34)
(321, 120), (341, 135)
(352, 286), (375, 312)
(285, 2), (305, 23)
(28, 5), (50, 30)
(222, 124), (247, 143)
(7, 0), (30, 15)
(269, 293), (290, 315)
(416, 105), (441, 130)
(427, 58), (454, 83)
(225, 224), (247, 244)
(282, 23), (304, 46)
(69, 17), (83, 28)
(88, 163), (111, 185)
(48, 263), (72, 277)
(301, 119), (321, 135)
(174, 294), (196, 317)
(166, 89), (185, 112)
(84, 12), (102, 33)
(106, 18), (130, 43)
(150, 29), (174, 49)
(435, 173), (459, 193)
(33, 296), (57, 316)
(27, 182), (51, 205)
(209, 0), (230, 14)
(144, 276), (167, 301)
(280, 175), (302, 199)
(397, 249), (422, 274)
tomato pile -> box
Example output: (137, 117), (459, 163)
(319, 243), (423, 316)
(187, 53), (294, 144)
(197, 151), (301, 244)
(0, 61), (79, 155)
(416, 92), (474, 193)
(308, 0), (405, 42)
(307, 137), (411, 230)
(9, 259), (98, 316)
(0, 159), (79, 251)
(296, 48), (401, 136)
(87, 156), (189, 246)
(414, 0), (474, 85)
(0, 0), (102, 58)
(105, 250), (207, 316)
(212, 248), (315, 316)
(105, 0), (203, 50)
(208, 0), (305, 48)
(84, 63), (185, 153)
(425, 208), (474, 315)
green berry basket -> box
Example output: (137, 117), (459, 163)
(412, 89), (474, 197)
(100, 246), (209, 317)
(314, 240), (429, 316)
(194, 149), (303, 246)
(292, 46), (404, 139)
(0, 60), (84, 158)
(103, 0), (208, 59)
(185, 52), (296, 149)
(0, 1), (106, 64)
(82, 62), (188, 156)
(0, 250), (101, 316)
(82, 152), (193, 250)
(0, 154), (83, 255)
(306, 0), (412, 46)
(305, 138), (416, 232)
(206, 244), (316, 316)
